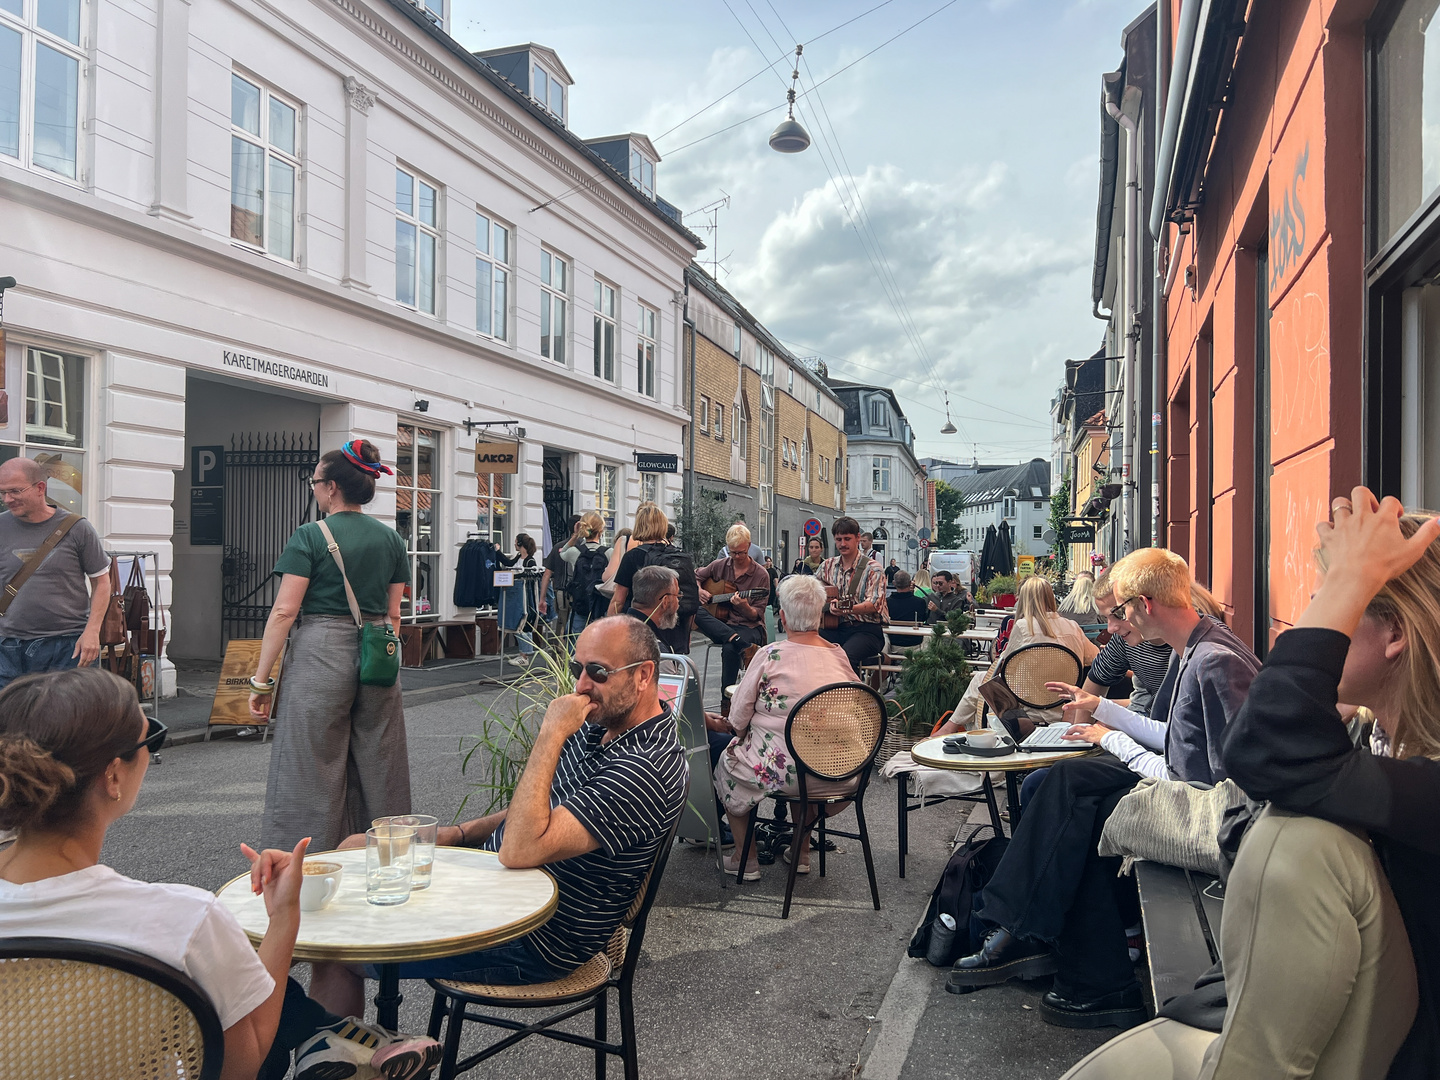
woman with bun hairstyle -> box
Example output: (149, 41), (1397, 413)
(0, 668), (440, 1079)
(250, 440), (413, 853)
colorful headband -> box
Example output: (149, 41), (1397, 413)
(341, 440), (394, 477)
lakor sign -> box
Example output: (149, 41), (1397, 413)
(634, 452), (678, 474)
(475, 440), (520, 474)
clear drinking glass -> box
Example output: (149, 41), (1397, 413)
(377, 815), (438, 890)
(365, 824), (415, 906)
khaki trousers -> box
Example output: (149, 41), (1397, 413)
(1063, 807), (1417, 1080)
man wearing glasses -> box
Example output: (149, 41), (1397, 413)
(0, 457), (111, 688)
(949, 548), (1259, 1031)
(309, 616), (687, 1013)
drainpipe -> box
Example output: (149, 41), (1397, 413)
(1152, 0), (1170, 548)
(1150, 0), (1203, 241)
(1107, 92), (1138, 556)
(684, 286), (697, 533)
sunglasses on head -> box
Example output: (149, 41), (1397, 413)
(569, 660), (649, 684)
(125, 715), (167, 758)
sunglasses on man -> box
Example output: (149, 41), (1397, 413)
(125, 715), (168, 758)
(569, 660), (650, 684)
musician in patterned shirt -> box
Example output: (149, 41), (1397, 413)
(693, 523), (771, 703)
(816, 516), (888, 674)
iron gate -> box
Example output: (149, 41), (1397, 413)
(222, 431), (319, 642)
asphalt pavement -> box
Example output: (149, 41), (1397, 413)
(119, 652), (1112, 1079)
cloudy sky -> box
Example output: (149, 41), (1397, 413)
(452, 0), (1141, 464)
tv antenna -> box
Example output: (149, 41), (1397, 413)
(686, 192), (731, 279)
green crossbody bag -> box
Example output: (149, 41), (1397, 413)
(316, 519), (401, 687)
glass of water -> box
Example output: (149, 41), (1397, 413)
(365, 824), (415, 906)
(379, 815), (438, 890)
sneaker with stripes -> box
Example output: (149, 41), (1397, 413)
(293, 1016), (441, 1080)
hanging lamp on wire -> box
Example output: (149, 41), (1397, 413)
(769, 45), (812, 154)
(940, 391), (958, 435)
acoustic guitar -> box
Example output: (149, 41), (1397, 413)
(821, 585), (855, 630)
(703, 581), (769, 620)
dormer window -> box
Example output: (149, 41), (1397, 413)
(532, 63), (564, 121)
(629, 148), (654, 199)
(407, 0), (444, 28)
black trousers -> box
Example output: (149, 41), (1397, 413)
(976, 753), (1142, 999)
(259, 977), (344, 1080)
(820, 624), (885, 675)
(693, 609), (767, 691)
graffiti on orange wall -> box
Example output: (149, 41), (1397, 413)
(1269, 142), (1309, 294)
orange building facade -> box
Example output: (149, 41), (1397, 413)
(1158, 0), (1429, 653)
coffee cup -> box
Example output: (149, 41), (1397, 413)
(300, 860), (343, 911)
(968, 729), (1000, 748)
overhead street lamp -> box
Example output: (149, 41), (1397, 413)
(769, 46), (811, 154)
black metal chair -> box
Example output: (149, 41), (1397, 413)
(733, 681), (889, 919)
(0, 937), (224, 1080)
(425, 819), (681, 1080)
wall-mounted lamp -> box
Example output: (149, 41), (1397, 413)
(413, 399), (430, 413)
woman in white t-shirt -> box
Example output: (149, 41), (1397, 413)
(0, 667), (439, 1080)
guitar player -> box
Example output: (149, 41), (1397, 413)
(694, 523), (771, 707)
(817, 516), (888, 675)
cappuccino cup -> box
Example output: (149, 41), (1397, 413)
(968, 729), (1000, 748)
(300, 860), (343, 911)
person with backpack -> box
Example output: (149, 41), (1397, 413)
(609, 504), (700, 653)
(692, 522), (770, 699)
(561, 512), (610, 636)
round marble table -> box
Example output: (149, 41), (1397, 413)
(217, 846), (557, 1029)
(910, 735), (1098, 831)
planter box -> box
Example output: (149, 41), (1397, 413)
(995, 593), (1016, 608)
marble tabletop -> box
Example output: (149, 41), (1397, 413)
(910, 734), (1098, 773)
(216, 846), (557, 964)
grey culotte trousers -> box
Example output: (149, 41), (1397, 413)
(260, 614), (413, 852)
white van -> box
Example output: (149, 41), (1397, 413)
(927, 550), (975, 590)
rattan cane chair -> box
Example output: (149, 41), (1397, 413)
(0, 937), (224, 1080)
(733, 681), (889, 919)
(425, 819), (681, 1080)
(996, 642), (1083, 709)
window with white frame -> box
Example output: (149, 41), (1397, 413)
(732, 323), (742, 357)
(396, 167), (439, 315)
(593, 279), (616, 381)
(715, 403), (724, 440)
(1003, 496), (1017, 518)
(475, 210), (510, 341)
(595, 463), (619, 540)
(0, 0), (83, 180)
(872, 455), (891, 493)
(868, 397), (889, 430)
(395, 423), (442, 619)
(531, 62), (565, 122)
(0, 346), (86, 514)
(801, 432), (810, 478)
(736, 398), (749, 458)
(629, 147), (654, 199)
(780, 437), (788, 467)
(230, 74), (299, 261)
(787, 367), (794, 394)
(540, 250), (568, 363)
(1033, 525), (1043, 540)
(637, 303), (657, 398)
(699, 395), (710, 433)
(477, 471), (511, 550)
(641, 472), (658, 505)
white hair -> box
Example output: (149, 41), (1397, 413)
(778, 575), (826, 633)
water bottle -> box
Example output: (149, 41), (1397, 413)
(926, 912), (958, 966)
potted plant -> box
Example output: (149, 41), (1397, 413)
(986, 574), (1018, 608)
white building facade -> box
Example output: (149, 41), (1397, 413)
(953, 459), (1053, 559)
(0, 0), (699, 682)
(825, 380), (928, 573)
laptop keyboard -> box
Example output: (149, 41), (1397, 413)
(1021, 725), (1087, 748)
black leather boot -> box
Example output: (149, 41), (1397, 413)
(1039, 984), (1147, 1029)
(945, 927), (1058, 992)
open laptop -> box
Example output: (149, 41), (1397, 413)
(994, 713), (1095, 751)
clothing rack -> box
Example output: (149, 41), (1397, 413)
(105, 550), (162, 721)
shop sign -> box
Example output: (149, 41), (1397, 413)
(220, 347), (331, 389)
(1062, 524), (1096, 544)
(475, 440), (520, 474)
(210, 639), (284, 728)
(190, 445), (224, 547)
(634, 452), (678, 473)
(1017, 555), (1036, 579)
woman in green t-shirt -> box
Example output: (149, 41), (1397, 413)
(249, 440), (414, 852)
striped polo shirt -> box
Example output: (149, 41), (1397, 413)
(1087, 637), (1174, 716)
(484, 708), (687, 973)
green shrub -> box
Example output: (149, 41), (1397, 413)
(986, 574), (1017, 598)
(894, 631), (972, 736)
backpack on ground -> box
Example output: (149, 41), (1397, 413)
(907, 825), (1011, 967)
(640, 543), (700, 618)
(567, 542), (609, 614)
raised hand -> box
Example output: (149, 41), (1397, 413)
(241, 836), (309, 918)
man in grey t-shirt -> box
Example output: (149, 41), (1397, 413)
(0, 458), (111, 688)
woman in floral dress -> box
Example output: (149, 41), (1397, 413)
(713, 575), (859, 879)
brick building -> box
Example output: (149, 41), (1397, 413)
(682, 265), (846, 565)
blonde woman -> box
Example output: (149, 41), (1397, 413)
(1069, 492), (1440, 1079)
(561, 512), (610, 634)
(1059, 571), (1101, 623)
(608, 503), (669, 615)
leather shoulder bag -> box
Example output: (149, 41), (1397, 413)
(0, 512), (83, 616)
(315, 519), (401, 687)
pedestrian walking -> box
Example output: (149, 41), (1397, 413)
(791, 535), (825, 576)
(250, 440), (413, 853)
(0, 458), (111, 688)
